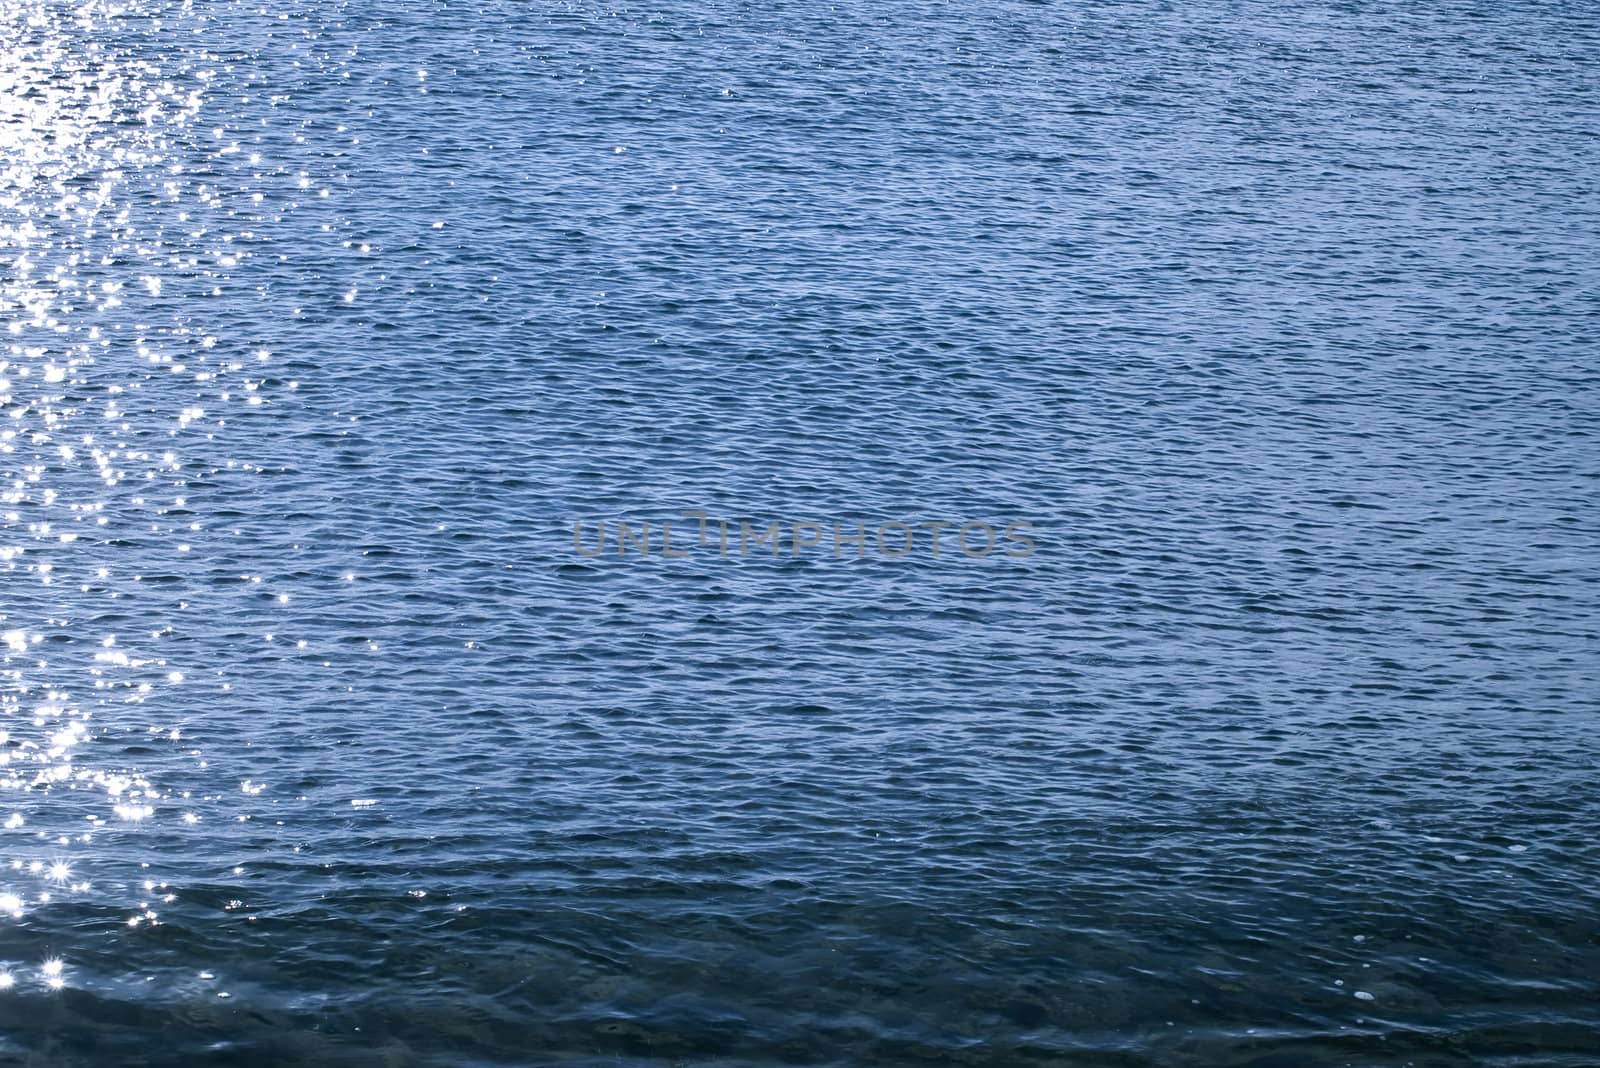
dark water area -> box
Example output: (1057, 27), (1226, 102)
(0, 0), (1597, 1064)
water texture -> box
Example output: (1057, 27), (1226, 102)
(0, 0), (1596, 1064)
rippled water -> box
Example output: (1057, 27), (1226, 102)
(1, 0), (1597, 1064)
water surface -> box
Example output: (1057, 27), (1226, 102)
(0, 0), (1597, 1064)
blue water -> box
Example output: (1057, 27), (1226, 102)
(1, 0), (1597, 1064)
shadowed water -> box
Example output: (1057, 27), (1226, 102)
(0, 0), (1597, 1064)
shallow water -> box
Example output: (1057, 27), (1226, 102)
(0, 0), (1597, 1064)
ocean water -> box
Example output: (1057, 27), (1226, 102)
(1, 0), (1597, 1064)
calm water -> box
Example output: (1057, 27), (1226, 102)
(1, 0), (1597, 1064)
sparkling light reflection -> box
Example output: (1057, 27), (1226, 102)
(1, 0), (354, 998)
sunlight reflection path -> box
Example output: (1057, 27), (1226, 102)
(1, 0), (347, 997)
